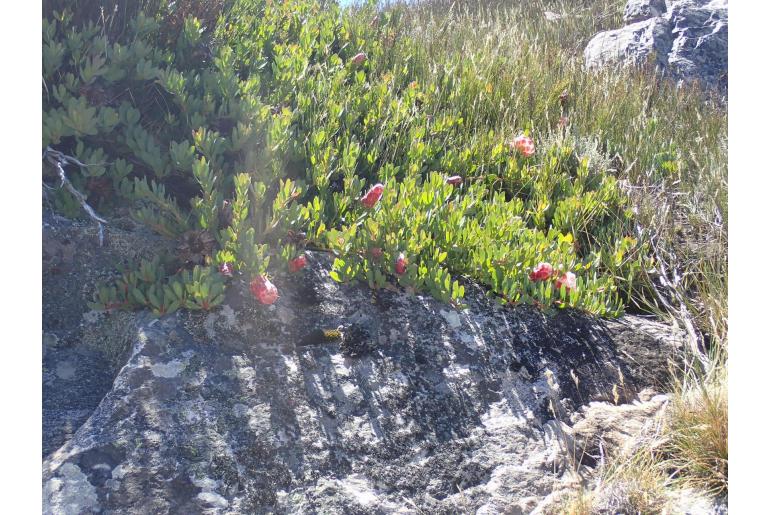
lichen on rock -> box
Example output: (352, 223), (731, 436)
(585, 0), (728, 93)
(42, 251), (690, 513)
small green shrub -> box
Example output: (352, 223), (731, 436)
(89, 256), (225, 314)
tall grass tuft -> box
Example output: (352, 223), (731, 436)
(663, 359), (728, 497)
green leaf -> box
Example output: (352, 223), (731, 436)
(131, 288), (147, 305)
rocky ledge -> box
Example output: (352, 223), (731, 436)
(43, 239), (690, 513)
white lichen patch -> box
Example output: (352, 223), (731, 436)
(276, 305), (296, 325)
(182, 403), (203, 424)
(150, 359), (185, 378)
(232, 403), (249, 418)
(319, 298), (344, 316)
(43, 463), (100, 515)
(111, 463), (129, 479)
(389, 370), (410, 386)
(235, 365), (257, 391)
(247, 403), (272, 435)
(281, 354), (299, 376)
(43, 332), (60, 347)
(338, 474), (380, 506)
(197, 491), (229, 509)
(460, 330), (486, 350)
(220, 304), (238, 329)
(143, 430), (163, 446)
(55, 360), (77, 380)
(442, 363), (471, 380)
(330, 353), (351, 377)
(193, 477), (220, 490)
(204, 311), (218, 339)
(440, 309), (462, 329)
(193, 477), (229, 509)
(341, 382), (358, 397)
(339, 416), (380, 446)
(81, 310), (103, 324)
(481, 399), (527, 430)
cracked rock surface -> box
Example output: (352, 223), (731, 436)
(585, 0), (728, 93)
(43, 243), (689, 514)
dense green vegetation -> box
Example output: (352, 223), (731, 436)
(42, 0), (725, 329)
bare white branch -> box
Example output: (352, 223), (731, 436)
(43, 147), (109, 246)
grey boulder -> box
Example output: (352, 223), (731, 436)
(585, 0), (728, 92)
(624, 0), (668, 23)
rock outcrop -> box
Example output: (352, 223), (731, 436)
(42, 230), (688, 513)
(585, 0), (728, 93)
(43, 213), (174, 459)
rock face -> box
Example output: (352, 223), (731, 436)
(624, 0), (668, 23)
(43, 344), (116, 458)
(42, 246), (686, 514)
(585, 0), (728, 92)
(43, 213), (173, 459)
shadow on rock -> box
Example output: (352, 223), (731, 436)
(43, 252), (685, 514)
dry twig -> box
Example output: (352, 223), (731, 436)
(43, 146), (108, 246)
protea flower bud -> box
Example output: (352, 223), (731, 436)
(219, 262), (233, 277)
(555, 271), (577, 293)
(360, 183), (384, 209)
(289, 255), (307, 273)
(509, 135), (535, 158)
(250, 275), (279, 305)
(395, 252), (408, 275)
(529, 262), (554, 282)
(445, 175), (463, 186)
(351, 52), (367, 65)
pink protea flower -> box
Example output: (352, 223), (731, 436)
(250, 275), (279, 305)
(555, 271), (577, 293)
(558, 116), (569, 129)
(351, 52), (367, 65)
(529, 262), (555, 282)
(445, 175), (463, 186)
(219, 262), (233, 277)
(360, 183), (384, 209)
(288, 255), (307, 273)
(510, 135), (535, 158)
(395, 252), (408, 275)
(370, 247), (384, 261)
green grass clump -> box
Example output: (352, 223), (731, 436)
(662, 362), (728, 497)
(42, 0), (725, 324)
